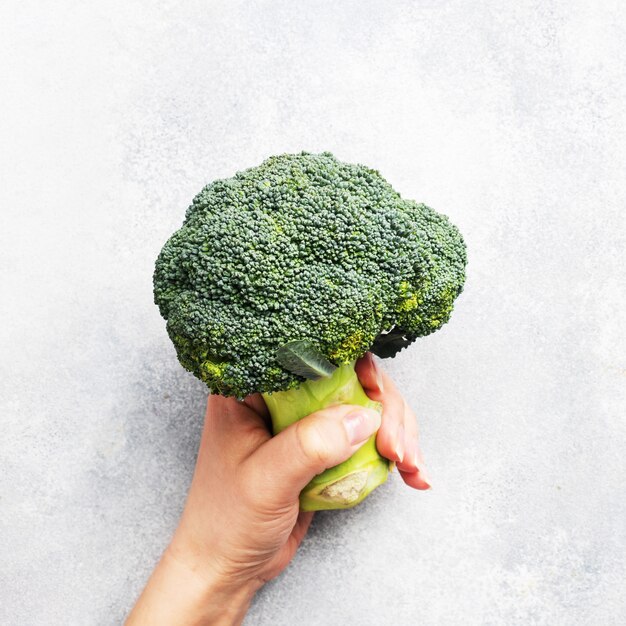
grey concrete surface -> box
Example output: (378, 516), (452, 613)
(1, 1), (625, 624)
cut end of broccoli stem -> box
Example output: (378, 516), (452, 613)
(298, 440), (390, 511)
(320, 470), (369, 503)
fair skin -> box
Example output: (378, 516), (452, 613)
(126, 354), (431, 625)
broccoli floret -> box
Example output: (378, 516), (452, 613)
(154, 151), (466, 397)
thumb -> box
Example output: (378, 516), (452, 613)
(246, 404), (381, 507)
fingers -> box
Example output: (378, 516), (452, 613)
(397, 400), (431, 490)
(355, 352), (384, 400)
(205, 356), (432, 504)
(396, 399), (418, 473)
(245, 403), (381, 506)
(356, 353), (405, 464)
(398, 468), (432, 490)
(356, 353), (431, 490)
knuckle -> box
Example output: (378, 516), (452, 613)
(295, 419), (334, 470)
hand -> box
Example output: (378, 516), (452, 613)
(126, 354), (430, 625)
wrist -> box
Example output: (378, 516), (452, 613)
(167, 546), (258, 625)
(126, 545), (258, 626)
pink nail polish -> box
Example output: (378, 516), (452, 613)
(414, 448), (432, 487)
(417, 467), (432, 488)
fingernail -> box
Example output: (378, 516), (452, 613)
(394, 423), (405, 463)
(414, 448), (432, 487)
(415, 446), (425, 469)
(418, 469), (432, 489)
(344, 408), (381, 445)
(370, 354), (384, 393)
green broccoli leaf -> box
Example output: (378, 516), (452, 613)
(276, 341), (337, 380)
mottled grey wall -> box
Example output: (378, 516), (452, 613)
(1, 1), (625, 624)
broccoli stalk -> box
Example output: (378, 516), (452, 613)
(263, 362), (389, 511)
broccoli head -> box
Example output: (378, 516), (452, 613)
(154, 151), (467, 398)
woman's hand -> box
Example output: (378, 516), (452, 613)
(126, 354), (430, 625)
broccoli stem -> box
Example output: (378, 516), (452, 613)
(262, 363), (390, 511)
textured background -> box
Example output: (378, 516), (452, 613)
(1, 1), (625, 624)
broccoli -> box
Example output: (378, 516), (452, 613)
(154, 151), (467, 510)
